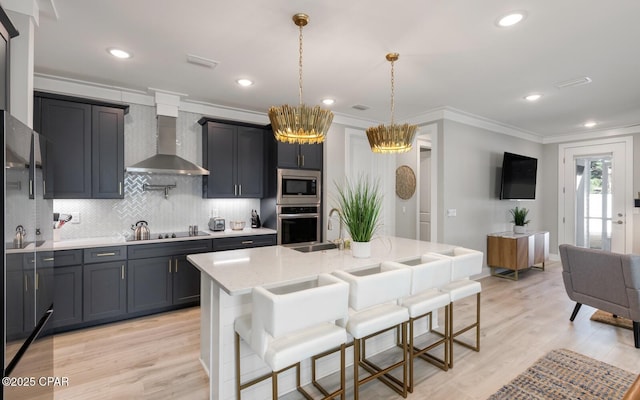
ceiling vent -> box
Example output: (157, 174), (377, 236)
(186, 54), (219, 69)
(555, 76), (592, 89)
(352, 104), (371, 111)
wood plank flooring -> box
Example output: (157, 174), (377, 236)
(52, 261), (640, 399)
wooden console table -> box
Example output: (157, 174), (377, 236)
(487, 231), (549, 280)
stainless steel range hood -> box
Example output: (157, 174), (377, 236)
(126, 115), (209, 175)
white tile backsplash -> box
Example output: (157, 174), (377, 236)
(54, 104), (260, 240)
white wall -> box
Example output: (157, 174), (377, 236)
(436, 120), (546, 269)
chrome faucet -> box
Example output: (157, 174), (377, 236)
(328, 208), (344, 249)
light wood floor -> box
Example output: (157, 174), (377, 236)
(52, 261), (640, 400)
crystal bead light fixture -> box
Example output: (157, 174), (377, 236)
(268, 13), (333, 144)
(366, 53), (417, 153)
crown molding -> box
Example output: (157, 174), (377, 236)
(542, 124), (640, 144)
(405, 106), (544, 144)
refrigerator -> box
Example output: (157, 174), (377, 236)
(3, 110), (55, 399)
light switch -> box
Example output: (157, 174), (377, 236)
(446, 209), (457, 217)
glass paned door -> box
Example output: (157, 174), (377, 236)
(575, 157), (612, 250)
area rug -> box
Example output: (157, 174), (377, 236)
(591, 309), (634, 330)
(487, 348), (636, 399)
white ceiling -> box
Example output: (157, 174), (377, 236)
(30, 0), (640, 138)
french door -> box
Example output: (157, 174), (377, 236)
(559, 137), (633, 253)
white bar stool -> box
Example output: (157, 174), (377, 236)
(234, 273), (349, 400)
(430, 247), (483, 368)
(332, 263), (412, 400)
(384, 256), (452, 392)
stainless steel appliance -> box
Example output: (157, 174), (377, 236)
(3, 110), (55, 399)
(208, 217), (225, 231)
(277, 205), (321, 245)
(277, 168), (321, 205)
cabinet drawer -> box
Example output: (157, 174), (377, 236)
(127, 239), (213, 259)
(24, 251), (56, 268)
(54, 249), (83, 267)
(83, 246), (127, 264)
(213, 234), (276, 251)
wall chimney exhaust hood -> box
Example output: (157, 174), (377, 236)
(127, 90), (209, 176)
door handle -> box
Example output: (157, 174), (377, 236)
(618, 213), (623, 217)
(617, 220), (624, 225)
(169, 259), (172, 273)
(175, 258), (179, 273)
(121, 265), (125, 280)
(239, 185), (242, 196)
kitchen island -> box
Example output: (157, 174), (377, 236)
(187, 236), (458, 400)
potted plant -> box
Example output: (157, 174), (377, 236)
(510, 206), (530, 234)
(335, 175), (383, 258)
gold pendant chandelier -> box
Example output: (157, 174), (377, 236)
(268, 13), (333, 145)
(366, 53), (417, 153)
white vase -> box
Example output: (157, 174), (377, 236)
(513, 225), (526, 234)
(351, 241), (371, 258)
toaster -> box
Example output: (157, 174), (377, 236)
(208, 217), (225, 232)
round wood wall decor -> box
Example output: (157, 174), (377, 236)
(396, 165), (416, 200)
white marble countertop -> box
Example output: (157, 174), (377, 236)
(6, 228), (277, 254)
(188, 236), (457, 295)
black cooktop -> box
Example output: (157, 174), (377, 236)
(127, 231), (209, 241)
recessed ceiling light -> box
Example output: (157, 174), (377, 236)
(108, 48), (131, 59)
(524, 93), (542, 102)
(236, 79), (253, 87)
(322, 98), (335, 105)
(584, 121), (597, 128)
(496, 11), (526, 27)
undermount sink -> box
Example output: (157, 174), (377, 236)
(291, 242), (338, 253)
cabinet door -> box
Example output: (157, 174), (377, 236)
(92, 106), (124, 199)
(83, 261), (127, 321)
(40, 98), (92, 198)
(127, 257), (173, 313)
(276, 142), (300, 169)
(236, 126), (264, 198)
(172, 255), (200, 305)
(299, 143), (323, 170)
(6, 255), (25, 340)
(203, 122), (236, 198)
(52, 265), (83, 329)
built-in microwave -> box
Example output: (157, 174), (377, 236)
(277, 168), (321, 205)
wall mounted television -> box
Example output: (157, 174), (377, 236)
(500, 152), (538, 200)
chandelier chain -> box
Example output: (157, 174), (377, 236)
(390, 59), (395, 125)
(298, 23), (304, 105)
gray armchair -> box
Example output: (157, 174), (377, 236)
(559, 244), (640, 348)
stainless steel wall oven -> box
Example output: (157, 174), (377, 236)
(277, 205), (321, 245)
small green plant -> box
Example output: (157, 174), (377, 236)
(509, 206), (530, 226)
(334, 175), (383, 242)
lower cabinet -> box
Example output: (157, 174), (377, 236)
(83, 261), (127, 322)
(173, 255), (201, 305)
(52, 265), (83, 328)
(127, 256), (173, 313)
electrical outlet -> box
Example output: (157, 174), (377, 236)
(446, 209), (457, 217)
(70, 211), (80, 224)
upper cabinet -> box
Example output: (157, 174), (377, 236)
(199, 118), (266, 199)
(277, 142), (323, 170)
(34, 92), (128, 199)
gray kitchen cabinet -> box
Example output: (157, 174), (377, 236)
(199, 118), (265, 198)
(83, 260), (127, 322)
(51, 249), (83, 329)
(127, 240), (212, 312)
(172, 255), (201, 305)
(5, 254), (25, 340)
(277, 141), (323, 170)
(52, 265), (83, 329)
(34, 92), (128, 199)
(212, 234), (277, 252)
(92, 105), (125, 199)
(127, 256), (173, 313)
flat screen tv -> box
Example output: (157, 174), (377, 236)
(500, 152), (537, 200)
